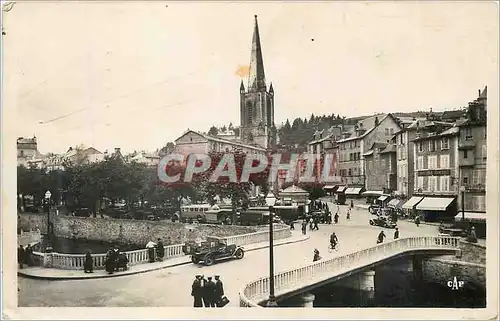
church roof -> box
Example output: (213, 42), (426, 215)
(248, 15), (266, 91)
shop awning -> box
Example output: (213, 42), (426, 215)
(324, 185), (337, 190)
(402, 196), (424, 209)
(454, 212), (486, 222)
(378, 195), (389, 202)
(416, 197), (455, 211)
(362, 190), (384, 197)
(336, 186), (347, 193)
(345, 187), (363, 195)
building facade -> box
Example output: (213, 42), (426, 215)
(239, 15), (276, 149)
(335, 114), (401, 187)
(17, 136), (40, 166)
(458, 87), (487, 212)
(363, 142), (397, 192)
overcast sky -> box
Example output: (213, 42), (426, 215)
(3, 1), (498, 154)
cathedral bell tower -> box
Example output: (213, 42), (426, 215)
(239, 15), (276, 149)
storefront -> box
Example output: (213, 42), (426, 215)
(415, 196), (457, 222)
(345, 187), (364, 199)
(401, 196), (424, 218)
(362, 190), (384, 204)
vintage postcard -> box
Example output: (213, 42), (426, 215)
(2, 1), (499, 320)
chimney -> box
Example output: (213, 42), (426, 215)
(479, 89), (481, 96)
(375, 117), (379, 126)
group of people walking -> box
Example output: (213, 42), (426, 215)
(376, 227), (400, 244)
(146, 238), (165, 263)
(191, 274), (226, 307)
(104, 246), (129, 274)
(17, 244), (35, 269)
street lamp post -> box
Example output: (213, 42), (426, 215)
(265, 192), (278, 307)
(460, 186), (466, 221)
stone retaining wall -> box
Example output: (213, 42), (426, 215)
(18, 213), (257, 245)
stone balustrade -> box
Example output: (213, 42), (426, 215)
(31, 224), (291, 270)
(239, 236), (461, 307)
(17, 229), (42, 246)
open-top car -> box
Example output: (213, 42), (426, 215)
(182, 236), (245, 266)
(369, 215), (397, 228)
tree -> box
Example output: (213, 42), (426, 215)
(208, 126), (219, 136)
(159, 142), (175, 156)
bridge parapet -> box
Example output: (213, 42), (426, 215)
(239, 236), (460, 307)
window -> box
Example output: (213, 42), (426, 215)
(465, 128), (472, 140)
(247, 102), (253, 124)
(428, 176), (437, 192)
(439, 155), (450, 169)
(350, 153), (353, 161)
(357, 152), (361, 160)
(440, 176), (449, 192)
(417, 176), (424, 190)
(389, 128), (394, 135)
(463, 176), (469, 186)
(428, 155), (437, 169)
(441, 137), (449, 150)
(418, 142), (424, 152)
(348, 169), (352, 176)
(472, 170), (480, 185)
(429, 140), (436, 152)
(463, 150), (468, 159)
(385, 128), (389, 136)
(482, 144), (487, 160)
(417, 156), (424, 170)
(472, 195), (486, 211)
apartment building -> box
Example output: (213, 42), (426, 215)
(335, 114), (401, 189)
(457, 87), (487, 212)
(412, 122), (460, 220)
(363, 142), (397, 192)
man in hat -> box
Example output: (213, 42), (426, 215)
(191, 275), (203, 307)
(394, 227), (400, 240)
(205, 276), (216, 307)
(200, 275), (210, 307)
(156, 238), (165, 261)
(214, 275), (224, 307)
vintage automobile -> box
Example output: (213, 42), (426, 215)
(438, 223), (467, 237)
(182, 236), (245, 266)
(369, 215), (397, 228)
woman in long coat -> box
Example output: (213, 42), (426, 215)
(84, 250), (94, 273)
(105, 248), (114, 274)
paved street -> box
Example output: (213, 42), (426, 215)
(18, 203), (439, 307)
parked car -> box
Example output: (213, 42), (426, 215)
(368, 204), (382, 214)
(369, 215), (397, 228)
(182, 236), (244, 266)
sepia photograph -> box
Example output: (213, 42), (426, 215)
(2, 1), (498, 320)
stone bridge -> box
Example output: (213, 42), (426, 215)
(239, 236), (461, 307)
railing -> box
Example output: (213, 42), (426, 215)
(31, 224), (291, 270)
(18, 229), (42, 246)
(239, 236), (460, 307)
(224, 224), (291, 246)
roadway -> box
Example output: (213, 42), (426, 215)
(18, 202), (439, 307)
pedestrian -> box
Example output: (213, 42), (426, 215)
(301, 221), (307, 235)
(105, 248), (114, 274)
(17, 245), (25, 269)
(414, 216), (420, 227)
(156, 238), (165, 261)
(394, 227), (399, 240)
(200, 275), (210, 307)
(377, 230), (386, 244)
(146, 240), (156, 263)
(205, 276), (216, 307)
(334, 212), (339, 224)
(214, 275), (224, 307)
(346, 207), (351, 220)
(313, 217), (319, 231)
(191, 275), (203, 307)
(350, 200), (354, 209)
(290, 220), (295, 230)
(25, 244), (34, 266)
(83, 250), (94, 273)
(467, 226), (478, 243)
(112, 246), (120, 272)
(309, 217), (314, 231)
(313, 249), (321, 262)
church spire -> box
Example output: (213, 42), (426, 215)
(248, 15), (266, 91)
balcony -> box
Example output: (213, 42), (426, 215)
(458, 139), (475, 150)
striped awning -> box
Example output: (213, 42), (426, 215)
(345, 187), (363, 195)
(416, 197), (455, 211)
(454, 212), (486, 222)
(402, 196), (424, 209)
